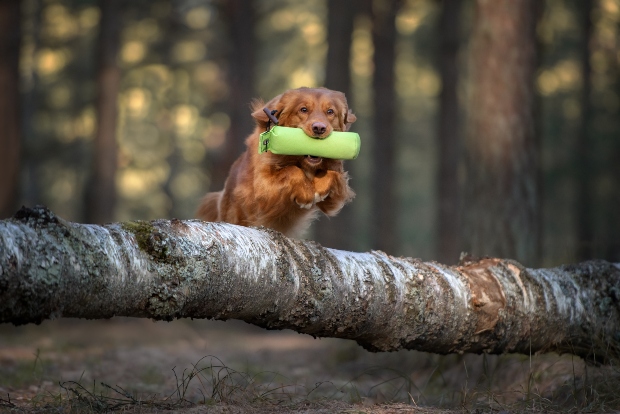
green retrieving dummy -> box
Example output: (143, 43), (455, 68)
(258, 126), (361, 160)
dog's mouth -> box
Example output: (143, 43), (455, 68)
(305, 155), (322, 165)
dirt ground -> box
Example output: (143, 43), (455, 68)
(0, 317), (610, 413)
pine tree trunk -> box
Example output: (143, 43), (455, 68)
(463, 0), (540, 266)
(576, 0), (593, 261)
(436, 0), (463, 264)
(313, 0), (356, 250)
(370, 0), (401, 254)
(0, 0), (22, 219)
(85, 0), (122, 224)
(1, 206), (618, 361)
(209, 0), (256, 192)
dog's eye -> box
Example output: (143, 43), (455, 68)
(300, 107), (308, 113)
(327, 109), (334, 115)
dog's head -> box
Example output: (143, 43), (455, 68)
(251, 87), (357, 168)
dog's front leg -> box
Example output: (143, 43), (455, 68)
(292, 175), (321, 210)
(315, 170), (354, 216)
(263, 166), (318, 210)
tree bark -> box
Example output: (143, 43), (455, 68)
(313, 0), (356, 251)
(0, 0), (22, 219)
(85, 0), (122, 224)
(371, 0), (402, 254)
(436, 0), (463, 265)
(1, 206), (618, 361)
(463, 0), (540, 266)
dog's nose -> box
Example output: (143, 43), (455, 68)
(312, 122), (327, 136)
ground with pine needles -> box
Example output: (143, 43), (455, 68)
(1, 318), (619, 413)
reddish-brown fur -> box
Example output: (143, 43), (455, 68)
(196, 87), (357, 237)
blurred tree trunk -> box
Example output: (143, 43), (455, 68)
(611, 137), (620, 262)
(210, 0), (256, 192)
(463, 0), (540, 266)
(85, 0), (122, 224)
(0, 0), (22, 219)
(313, 0), (356, 250)
(576, 0), (593, 261)
(371, 0), (402, 254)
(2, 206), (619, 361)
(21, 0), (41, 209)
(162, 5), (187, 219)
(435, 0), (463, 264)
(163, 138), (182, 218)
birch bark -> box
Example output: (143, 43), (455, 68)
(1, 206), (618, 360)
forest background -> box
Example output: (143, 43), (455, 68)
(1, 0), (620, 411)
(1, 0), (619, 267)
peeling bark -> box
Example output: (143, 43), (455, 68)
(1, 206), (619, 360)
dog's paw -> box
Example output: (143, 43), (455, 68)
(296, 200), (313, 209)
(295, 192), (329, 209)
(314, 191), (329, 203)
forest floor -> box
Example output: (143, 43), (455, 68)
(0, 318), (618, 413)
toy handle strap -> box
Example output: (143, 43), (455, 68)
(262, 107), (279, 131)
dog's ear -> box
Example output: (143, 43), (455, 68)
(251, 94), (282, 128)
(344, 109), (357, 132)
(333, 91), (356, 132)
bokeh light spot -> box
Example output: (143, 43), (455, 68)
(121, 41), (147, 64)
(186, 7), (211, 30)
(36, 48), (69, 76)
(172, 40), (206, 63)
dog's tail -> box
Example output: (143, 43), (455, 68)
(196, 191), (222, 222)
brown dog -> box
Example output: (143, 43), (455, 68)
(196, 87), (357, 237)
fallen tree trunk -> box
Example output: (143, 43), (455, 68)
(1, 206), (618, 360)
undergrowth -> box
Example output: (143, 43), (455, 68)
(6, 353), (620, 413)
(12, 355), (353, 413)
